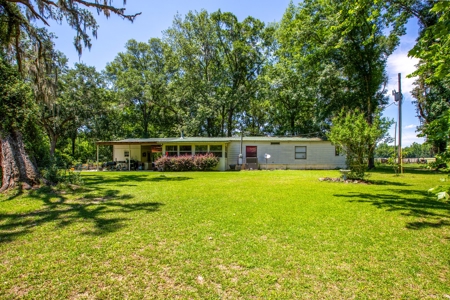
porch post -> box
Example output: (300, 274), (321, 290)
(128, 144), (131, 171)
(222, 143), (225, 171)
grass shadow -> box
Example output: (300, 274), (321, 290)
(0, 186), (163, 243)
(368, 180), (411, 186)
(82, 174), (193, 186)
(148, 175), (193, 182)
(335, 188), (450, 230)
(370, 166), (442, 176)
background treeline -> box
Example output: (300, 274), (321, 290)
(1, 1), (449, 184)
(375, 142), (433, 159)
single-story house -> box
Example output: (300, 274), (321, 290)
(96, 136), (346, 171)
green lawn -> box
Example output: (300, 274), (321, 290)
(1, 169), (449, 299)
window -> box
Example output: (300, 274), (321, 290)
(166, 145), (177, 157)
(124, 151), (129, 158)
(179, 145), (192, 156)
(335, 146), (340, 156)
(295, 146), (307, 159)
(195, 145), (208, 155)
(209, 145), (223, 157)
(246, 146), (257, 158)
(271, 142), (280, 145)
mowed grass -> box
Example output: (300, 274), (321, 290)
(0, 169), (449, 299)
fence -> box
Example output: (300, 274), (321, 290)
(375, 158), (435, 164)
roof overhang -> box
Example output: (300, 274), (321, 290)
(96, 141), (160, 146)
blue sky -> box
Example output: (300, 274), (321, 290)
(46, 0), (424, 146)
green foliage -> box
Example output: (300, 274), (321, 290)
(164, 10), (271, 136)
(376, 142), (433, 159)
(40, 156), (83, 186)
(375, 143), (395, 158)
(403, 142), (433, 158)
(275, 0), (400, 136)
(408, 1), (450, 83)
(155, 153), (219, 171)
(328, 109), (392, 179)
(106, 38), (176, 138)
(0, 57), (36, 134)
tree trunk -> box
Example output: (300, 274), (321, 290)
(0, 129), (41, 192)
(72, 136), (76, 157)
(368, 148), (375, 170)
(227, 108), (234, 137)
(366, 110), (375, 170)
(49, 133), (57, 158)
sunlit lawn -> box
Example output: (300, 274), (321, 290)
(0, 168), (449, 299)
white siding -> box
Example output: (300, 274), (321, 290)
(111, 140), (346, 170)
(227, 141), (346, 170)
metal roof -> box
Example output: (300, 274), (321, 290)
(96, 136), (326, 145)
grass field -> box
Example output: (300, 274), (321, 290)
(0, 168), (449, 299)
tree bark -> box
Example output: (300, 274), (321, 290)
(0, 129), (41, 192)
(49, 133), (57, 158)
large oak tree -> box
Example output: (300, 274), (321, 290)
(0, 0), (138, 191)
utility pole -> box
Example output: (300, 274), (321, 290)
(392, 73), (403, 174)
(398, 73), (403, 174)
(394, 122), (397, 164)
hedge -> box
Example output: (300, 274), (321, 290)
(154, 153), (219, 171)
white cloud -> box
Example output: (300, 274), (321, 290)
(387, 126), (425, 146)
(405, 124), (416, 129)
(402, 131), (425, 146)
(386, 51), (419, 101)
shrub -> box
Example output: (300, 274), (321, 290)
(327, 109), (392, 180)
(194, 153), (219, 171)
(154, 153), (219, 171)
(41, 157), (84, 186)
(175, 155), (195, 171)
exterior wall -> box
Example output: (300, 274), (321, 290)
(227, 141), (346, 170)
(113, 145), (141, 162)
(111, 140), (346, 171)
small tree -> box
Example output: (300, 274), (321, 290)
(327, 109), (392, 179)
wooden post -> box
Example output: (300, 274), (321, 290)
(128, 144), (131, 171)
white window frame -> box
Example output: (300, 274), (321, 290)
(295, 146), (307, 159)
(166, 145), (178, 157)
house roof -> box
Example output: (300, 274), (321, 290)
(96, 136), (326, 145)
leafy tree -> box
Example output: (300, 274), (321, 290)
(0, 0), (139, 63)
(408, 1), (450, 83)
(0, 0), (138, 191)
(38, 59), (108, 159)
(275, 0), (403, 167)
(164, 10), (223, 137)
(375, 143), (395, 158)
(106, 38), (176, 138)
(0, 56), (40, 191)
(211, 11), (269, 136)
(327, 109), (392, 179)
(403, 142), (433, 158)
(401, 0), (450, 154)
(165, 10), (270, 137)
